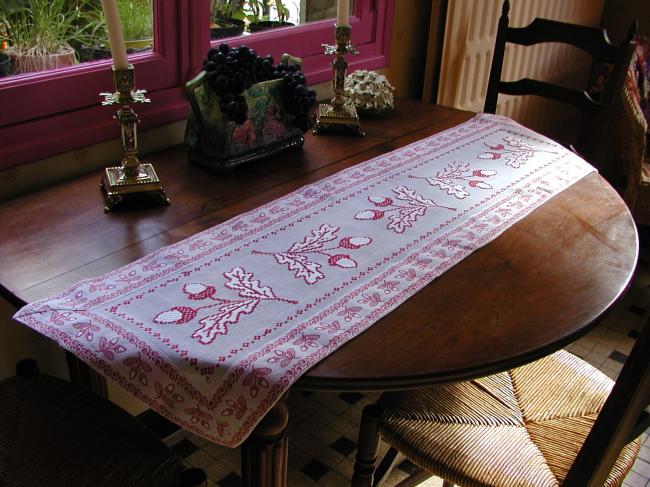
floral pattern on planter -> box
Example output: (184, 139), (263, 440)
(185, 71), (305, 171)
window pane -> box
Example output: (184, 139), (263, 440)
(209, 0), (354, 39)
(303, 0), (337, 22)
(0, 0), (153, 78)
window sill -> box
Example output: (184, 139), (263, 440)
(0, 77), (342, 200)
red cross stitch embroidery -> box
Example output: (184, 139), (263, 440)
(96, 336), (126, 361)
(184, 406), (213, 429)
(267, 348), (296, 367)
(73, 321), (100, 341)
(242, 366), (271, 398)
(221, 395), (250, 419)
(410, 161), (496, 199)
(478, 137), (556, 168)
(252, 224), (373, 284)
(153, 267), (298, 345)
(154, 381), (185, 409)
(355, 186), (456, 234)
(293, 333), (320, 351)
(378, 280), (399, 294)
(123, 353), (152, 386)
(315, 320), (342, 334)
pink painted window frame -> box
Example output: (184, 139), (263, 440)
(0, 0), (394, 170)
(191, 0), (395, 86)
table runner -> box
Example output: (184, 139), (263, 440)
(14, 114), (595, 447)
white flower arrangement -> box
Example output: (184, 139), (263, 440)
(344, 70), (395, 113)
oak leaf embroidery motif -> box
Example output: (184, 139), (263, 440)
(410, 161), (496, 199)
(355, 186), (456, 234)
(478, 137), (556, 168)
(153, 268), (297, 345)
(253, 224), (372, 284)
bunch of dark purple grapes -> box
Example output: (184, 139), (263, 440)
(202, 43), (317, 129)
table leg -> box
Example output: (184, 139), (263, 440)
(241, 393), (289, 487)
(65, 351), (108, 397)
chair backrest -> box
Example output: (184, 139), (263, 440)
(484, 0), (636, 116)
(484, 1), (636, 183)
(563, 314), (650, 487)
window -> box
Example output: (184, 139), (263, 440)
(0, 0), (394, 169)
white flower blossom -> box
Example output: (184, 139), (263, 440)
(345, 70), (395, 112)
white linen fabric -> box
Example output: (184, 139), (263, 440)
(14, 114), (595, 447)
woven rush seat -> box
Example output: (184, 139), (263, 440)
(0, 362), (205, 487)
(376, 350), (640, 487)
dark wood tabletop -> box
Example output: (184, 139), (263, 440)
(0, 99), (638, 393)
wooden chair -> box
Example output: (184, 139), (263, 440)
(0, 359), (207, 487)
(483, 0), (636, 184)
(351, 314), (650, 487)
(617, 35), (650, 226)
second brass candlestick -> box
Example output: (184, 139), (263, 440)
(100, 65), (170, 212)
(313, 25), (365, 136)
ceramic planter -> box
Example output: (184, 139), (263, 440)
(124, 38), (153, 50)
(78, 46), (112, 63)
(210, 18), (245, 39)
(10, 46), (76, 74)
(185, 71), (305, 172)
(249, 21), (294, 33)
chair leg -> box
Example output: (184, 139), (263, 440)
(442, 480), (454, 487)
(352, 404), (384, 487)
(373, 447), (400, 487)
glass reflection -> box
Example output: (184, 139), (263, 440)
(209, 0), (353, 39)
(0, 0), (153, 78)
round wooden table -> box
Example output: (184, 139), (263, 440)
(239, 171), (638, 487)
(299, 172), (638, 391)
(0, 102), (638, 487)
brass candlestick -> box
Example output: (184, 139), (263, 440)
(99, 65), (170, 212)
(313, 25), (365, 136)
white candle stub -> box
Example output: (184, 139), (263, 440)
(336, 0), (350, 27)
(101, 0), (129, 70)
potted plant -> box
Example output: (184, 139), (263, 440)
(76, 0), (152, 62)
(0, 0), (97, 75)
(76, 0), (152, 64)
(211, 0), (245, 39)
(247, 0), (294, 33)
(118, 0), (153, 50)
(74, 2), (111, 62)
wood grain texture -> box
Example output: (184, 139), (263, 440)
(0, 100), (637, 393)
(302, 172), (638, 389)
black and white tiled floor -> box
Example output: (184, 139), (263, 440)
(160, 229), (650, 487)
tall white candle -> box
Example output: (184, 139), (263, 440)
(101, 0), (129, 70)
(336, 0), (350, 27)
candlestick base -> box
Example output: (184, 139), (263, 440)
(100, 65), (169, 212)
(313, 102), (365, 136)
(100, 163), (170, 212)
(313, 24), (364, 137)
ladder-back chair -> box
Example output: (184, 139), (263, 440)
(484, 0), (636, 184)
(0, 359), (207, 487)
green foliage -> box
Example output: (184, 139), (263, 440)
(1, 0), (101, 55)
(117, 0), (152, 41)
(239, 0), (290, 23)
(71, 0), (152, 49)
(211, 0), (245, 20)
(274, 0), (289, 22)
